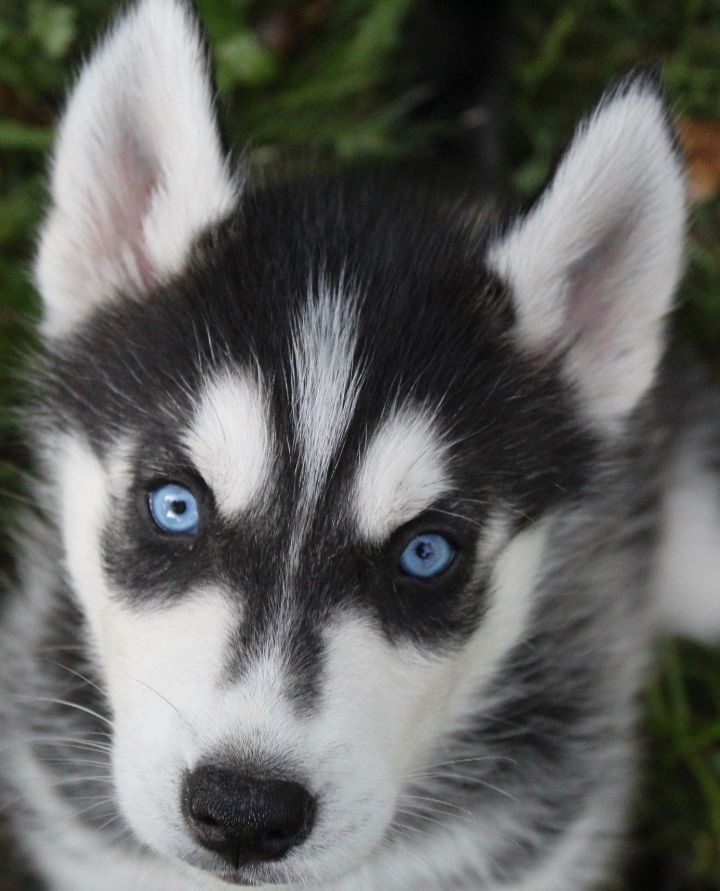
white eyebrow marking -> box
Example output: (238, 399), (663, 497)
(290, 277), (363, 533)
(184, 369), (272, 518)
(354, 406), (451, 541)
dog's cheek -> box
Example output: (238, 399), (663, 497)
(51, 433), (230, 854)
(300, 619), (464, 856)
(318, 521), (549, 764)
(52, 433), (118, 647)
(303, 521), (551, 872)
(107, 590), (237, 856)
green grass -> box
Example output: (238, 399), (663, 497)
(641, 642), (720, 885)
(1, 1), (719, 887)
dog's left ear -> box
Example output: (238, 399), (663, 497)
(489, 73), (686, 432)
(36, 0), (239, 337)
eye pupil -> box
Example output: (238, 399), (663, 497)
(400, 533), (455, 579)
(170, 499), (187, 516)
(416, 541), (433, 560)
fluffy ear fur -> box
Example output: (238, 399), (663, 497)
(35, 0), (239, 337)
(489, 73), (687, 431)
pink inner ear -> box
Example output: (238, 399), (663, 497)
(86, 129), (160, 293)
(563, 216), (636, 350)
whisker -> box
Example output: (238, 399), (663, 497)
(394, 806), (455, 832)
(0, 793), (27, 815)
(399, 793), (473, 817)
(95, 813), (124, 833)
(408, 773), (519, 802)
(70, 798), (118, 820)
(42, 774), (114, 787)
(390, 819), (444, 846)
(45, 660), (109, 702)
(36, 757), (111, 770)
(72, 794), (118, 803)
(408, 755), (517, 774)
(125, 674), (195, 736)
(11, 695), (113, 728)
(0, 736), (112, 755)
(387, 820), (456, 875)
(429, 507), (483, 529)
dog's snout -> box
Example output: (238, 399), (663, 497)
(184, 766), (315, 868)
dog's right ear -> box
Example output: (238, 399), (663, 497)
(35, 0), (239, 338)
(488, 74), (686, 434)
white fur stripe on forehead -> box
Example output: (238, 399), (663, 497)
(488, 76), (686, 431)
(184, 371), (273, 518)
(355, 407), (450, 541)
(291, 281), (363, 523)
(36, 0), (238, 337)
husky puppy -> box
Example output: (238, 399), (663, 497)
(2, 1), (719, 889)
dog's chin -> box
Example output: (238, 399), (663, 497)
(180, 860), (274, 888)
(180, 853), (318, 888)
(216, 873), (261, 887)
(179, 835), (379, 890)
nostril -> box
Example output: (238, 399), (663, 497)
(183, 765), (315, 867)
(188, 806), (225, 840)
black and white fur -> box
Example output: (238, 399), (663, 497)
(1, 2), (719, 889)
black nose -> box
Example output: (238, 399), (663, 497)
(184, 766), (315, 868)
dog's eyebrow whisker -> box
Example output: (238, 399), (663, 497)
(427, 507), (484, 529)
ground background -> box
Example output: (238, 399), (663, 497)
(0, 1), (719, 888)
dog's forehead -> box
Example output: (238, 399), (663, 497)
(183, 287), (452, 536)
(47, 177), (597, 565)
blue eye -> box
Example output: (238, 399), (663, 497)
(148, 483), (199, 535)
(399, 533), (455, 579)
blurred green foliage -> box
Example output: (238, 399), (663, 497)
(0, 1), (719, 888)
(640, 641), (720, 887)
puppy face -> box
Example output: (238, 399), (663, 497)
(48, 224), (583, 884)
(34, 1), (685, 886)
